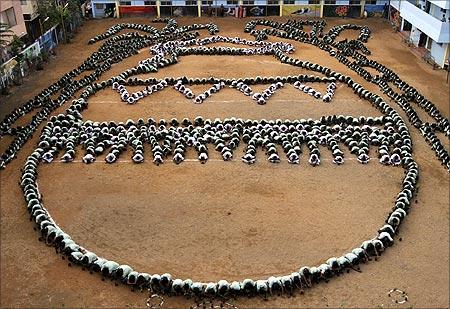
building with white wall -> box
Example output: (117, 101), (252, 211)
(91, 0), (118, 18)
(391, 0), (450, 67)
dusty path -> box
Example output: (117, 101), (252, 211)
(0, 17), (449, 308)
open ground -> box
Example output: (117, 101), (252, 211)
(0, 16), (449, 308)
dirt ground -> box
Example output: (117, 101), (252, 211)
(0, 17), (449, 308)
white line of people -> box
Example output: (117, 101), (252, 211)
(22, 113), (418, 300)
(36, 115), (405, 167)
(4, 16), (438, 302)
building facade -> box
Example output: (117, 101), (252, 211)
(21, 0), (41, 42)
(90, 0), (389, 18)
(391, 0), (450, 67)
(0, 0), (28, 64)
(0, 0), (27, 41)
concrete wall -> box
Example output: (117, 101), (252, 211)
(0, 0), (27, 43)
(430, 40), (448, 67)
(21, 0), (40, 42)
(93, 2), (106, 17)
(87, 0), (389, 18)
(390, 0), (400, 10)
(91, 0), (117, 17)
(21, 0), (39, 18)
(410, 25), (421, 46)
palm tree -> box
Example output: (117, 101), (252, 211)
(0, 23), (14, 49)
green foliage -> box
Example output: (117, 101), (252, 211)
(36, 58), (44, 70)
(38, 0), (81, 33)
(10, 35), (24, 58)
(67, 0), (82, 17)
(11, 64), (23, 85)
(41, 49), (50, 62)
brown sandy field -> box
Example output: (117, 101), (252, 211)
(0, 16), (449, 308)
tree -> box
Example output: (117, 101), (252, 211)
(8, 35), (25, 85)
(10, 35), (24, 58)
(37, 1), (61, 33)
(67, 0), (82, 18)
(0, 23), (14, 49)
(37, 0), (81, 34)
(0, 23), (14, 95)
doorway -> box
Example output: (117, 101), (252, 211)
(403, 20), (412, 32)
(419, 32), (428, 47)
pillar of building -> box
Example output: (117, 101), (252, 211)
(279, 0), (283, 16)
(360, 0), (366, 18)
(115, 0), (121, 18)
(320, 0), (324, 18)
(157, 0), (161, 17)
(197, 0), (201, 17)
(444, 44), (449, 67)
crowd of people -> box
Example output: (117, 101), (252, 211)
(2, 16), (446, 303)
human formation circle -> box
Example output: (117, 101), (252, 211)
(2, 17), (449, 303)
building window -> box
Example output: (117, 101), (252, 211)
(324, 0), (336, 4)
(1, 8), (17, 27)
(349, 0), (360, 4)
(267, 0), (278, 4)
(185, 0), (196, 4)
(227, 0), (238, 4)
(95, 3), (104, 9)
(309, 0), (320, 4)
(243, 0), (254, 4)
(202, 0), (213, 4)
(20, 0), (27, 4)
(145, 0), (157, 4)
(366, 0), (377, 4)
(283, 0), (294, 4)
(161, 0), (172, 5)
(120, 1), (131, 5)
